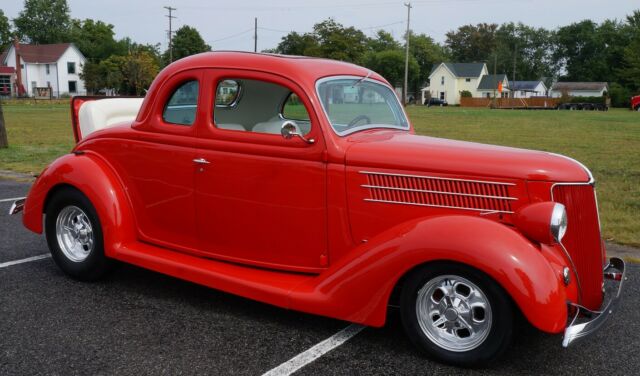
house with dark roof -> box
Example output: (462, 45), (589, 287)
(510, 80), (548, 98)
(549, 82), (608, 98)
(421, 62), (510, 105)
(1, 41), (87, 97)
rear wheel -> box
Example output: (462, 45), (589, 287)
(400, 262), (514, 367)
(45, 187), (113, 281)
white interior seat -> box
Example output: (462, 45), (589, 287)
(78, 98), (144, 139)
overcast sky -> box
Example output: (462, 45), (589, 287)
(2, 0), (639, 52)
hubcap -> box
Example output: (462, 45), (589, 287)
(416, 275), (492, 352)
(55, 206), (94, 262)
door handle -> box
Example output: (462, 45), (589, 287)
(193, 158), (210, 165)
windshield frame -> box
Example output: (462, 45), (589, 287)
(315, 75), (410, 137)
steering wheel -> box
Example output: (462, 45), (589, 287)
(348, 115), (371, 127)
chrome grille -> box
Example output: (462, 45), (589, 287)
(361, 171), (516, 213)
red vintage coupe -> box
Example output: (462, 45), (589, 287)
(10, 52), (625, 366)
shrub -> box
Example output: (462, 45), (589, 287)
(460, 90), (472, 98)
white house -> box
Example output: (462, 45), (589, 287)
(549, 82), (608, 98)
(1, 41), (87, 97)
(421, 63), (510, 105)
(510, 81), (548, 98)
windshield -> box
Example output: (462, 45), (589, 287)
(316, 77), (409, 136)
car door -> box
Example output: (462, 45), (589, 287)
(101, 70), (204, 251)
(194, 69), (328, 272)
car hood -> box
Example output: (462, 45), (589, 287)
(344, 130), (591, 183)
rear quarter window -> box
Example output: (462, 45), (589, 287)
(163, 80), (199, 125)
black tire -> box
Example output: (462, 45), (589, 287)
(45, 187), (113, 281)
(400, 262), (514, 367)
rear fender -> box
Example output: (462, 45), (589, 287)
(290, 215), (569, 333)
(23, 152), (135, 256)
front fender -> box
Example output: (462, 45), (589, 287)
(23, 152), (135, 256)
(290, 215), (570, 333)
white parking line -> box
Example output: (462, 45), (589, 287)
(262, 324), (365, 376)
(0, 197), (25, 203)
(0, 254), (51, 269)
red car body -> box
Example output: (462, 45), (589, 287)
(632, 95), (640, 111)
(17, 52), (624, 362)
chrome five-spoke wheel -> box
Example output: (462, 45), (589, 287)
(400, 263), (514, 367)
(416, 275), (492, 352)
(56, 205), (94, 262)
(45, 187), (113, 281)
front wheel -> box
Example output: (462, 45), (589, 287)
(400, 262), (514, 367)
(45, 187), (114, 281)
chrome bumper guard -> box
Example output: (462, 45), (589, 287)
(562, 257), (626, 347)
(8, 198), (25, 215)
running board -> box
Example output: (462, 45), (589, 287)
(112, 241), (314, 310)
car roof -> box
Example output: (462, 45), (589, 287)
(161, 51), (385, 86)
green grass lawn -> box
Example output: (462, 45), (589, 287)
(0, 103), (638, 247)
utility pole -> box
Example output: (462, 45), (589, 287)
(493, 54), (497, 99)
(254, 17), (258, 53)
(403, 2), (412, 106)
(512, 44), (517, 98)
(164, 6), (177, 63)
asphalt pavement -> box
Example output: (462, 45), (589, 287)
(0, 179), (637, 375)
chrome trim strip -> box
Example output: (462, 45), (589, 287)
(364, 198), (514, 214)
(8, 198), (25, 215)
(360, 170), (516, 186)
(551, 182), (604, 265)
(559, 242), (583, 304)
(563, 258), (626, 347)
(548, 153), (595, 185)
(361, 184), (518, 201)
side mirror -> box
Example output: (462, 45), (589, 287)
(281, 121), (315, 144)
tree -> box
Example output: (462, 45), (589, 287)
(368, 30), (401, 52)
(165, 25), (211, 63)
(114, 49), (160, 96)
(445, 23), (498, 63)
(275, 32), (318, 56)
(14, 0), (71, 44)
(312, 19), (369, 64)
(69, 19), (125, 61)
(0, 10), (11, 48)
(275, 19), (369, 64)
(364, 49), (419, 88)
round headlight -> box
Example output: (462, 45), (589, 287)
(550, 203), (568, 242)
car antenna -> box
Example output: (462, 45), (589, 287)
(353, 70), (372, 87)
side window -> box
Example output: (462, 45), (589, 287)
(282, 93), (310, 121)
(163, 80), (199, 126)
(213, 78), (311, 135)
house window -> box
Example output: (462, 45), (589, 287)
(441, 76), (445, 85)
(47, 81), (51, 88)
(67, 62), (76, 74)
(68, 81), (77, 93)
(46, 64), (50, 75)
(486, 93), (491, 99)
(465, 78), (471, 82)
(440, 92), (445, 100)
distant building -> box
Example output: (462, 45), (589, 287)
(421, 63), (510, 105)
(0, 40), (87, 97)
(510, 81), (548, 98)
(0, 66), (16, 98)
(549, 82), (608, 98)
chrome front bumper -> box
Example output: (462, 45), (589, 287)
(8, 198), (25, 215)
(562, 257), (626, 347)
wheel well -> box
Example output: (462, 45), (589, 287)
(43, 183), (83, 214)
(387, 260), (521, 316)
